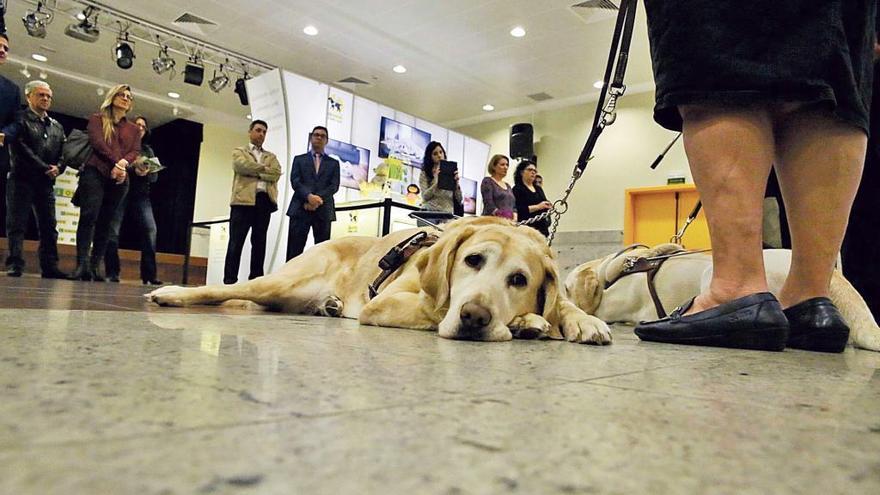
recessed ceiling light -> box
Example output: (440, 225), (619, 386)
(510, 26), (526, 38)
(246, 114), (252, 120)
(31, 53), (48, 62)
(593, 80), (604, 89)
(482, 104), (495, 112)
(167, 92), (180, 99)
(392, 65), (407, 74)
(303, 25), (318, 36)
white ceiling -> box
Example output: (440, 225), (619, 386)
(2, 0), (655, 130)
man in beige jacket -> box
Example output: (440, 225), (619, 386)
(224, 120), (282, 284)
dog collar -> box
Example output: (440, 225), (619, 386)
(368, 231), (439, 299)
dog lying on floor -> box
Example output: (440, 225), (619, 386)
(564, 244), (880, 351)
(148, 216), (612, 344)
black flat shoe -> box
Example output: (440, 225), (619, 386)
(107, 275), (120, 283)
(634, 292), (789, 351)
(6, 266), (22, 277)
(41, 269), (70, 279)
(142, 279), (164, 286)
(783, 297), (849, 353)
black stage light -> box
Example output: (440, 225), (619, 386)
(184, 59), (204, 86)
(234, 75), (250, 105)
(115, 35), (135, 69)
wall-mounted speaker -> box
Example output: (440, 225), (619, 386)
(510, 123), (534, 160)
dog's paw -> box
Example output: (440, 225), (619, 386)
(317, 296), (344, 317)
(509, 313), (552, 340)
(560, 313), (612, 345)
(146, 285), (189, 307)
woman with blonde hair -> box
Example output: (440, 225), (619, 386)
(71, 84), (141, 281)
(480, 154), (516, 220)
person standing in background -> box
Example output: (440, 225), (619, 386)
(286, 125), (339, 260)
(512, 160), (551, 237)
(480, 154), (516, 221)
(5, 81), (67, 278)
(72, 84), (139, 281)
(104, 116), (163, 285)
(418, 141), (462, 224)
(223, 120), (282, 284)
(0, 33), (21, 236)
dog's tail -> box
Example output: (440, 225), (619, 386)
(830, 270), (880, 351)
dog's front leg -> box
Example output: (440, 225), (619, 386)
(557, 300), (613, 345)
(359, 290), (437, 330)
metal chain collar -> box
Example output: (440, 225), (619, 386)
(517, 85), (626, 246)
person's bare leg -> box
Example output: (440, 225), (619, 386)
(679, 104), (776, 314)
(773, 108), (867, 308)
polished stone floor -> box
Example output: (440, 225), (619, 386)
(1, 276), (879, 495)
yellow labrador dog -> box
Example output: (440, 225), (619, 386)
(148, 216), (612, 344)
(565, 244), (880, 351)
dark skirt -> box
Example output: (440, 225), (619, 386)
(644, 0), (877, 134)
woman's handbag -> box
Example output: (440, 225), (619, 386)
(61, 129), (93, 170)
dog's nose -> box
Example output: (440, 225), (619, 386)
(460, 302), (492, 330)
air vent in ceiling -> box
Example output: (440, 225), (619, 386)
(527, 92), (554, 102)
(570, 0), (618, 25)
(337, 77), (370, 85)
(172, 12), (220, 36)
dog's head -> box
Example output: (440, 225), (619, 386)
(416, 216), (564, 341)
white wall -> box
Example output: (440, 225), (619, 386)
(455, 91), (690, 232)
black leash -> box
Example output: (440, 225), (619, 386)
(575, 0), (638, 174)
(519, 0), (640, 244)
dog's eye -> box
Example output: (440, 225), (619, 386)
(464, 254), (484, 269)
(508, 272), (528, 288)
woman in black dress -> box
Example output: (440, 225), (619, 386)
(512, 160), (551, 237)
(635, 1), (876, 353)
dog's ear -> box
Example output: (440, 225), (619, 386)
(416, 225), (476, 310)
(538, 256), (564, 340)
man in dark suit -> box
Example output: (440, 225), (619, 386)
(286, 125), (340, 260)
(0, 33), (22, 241)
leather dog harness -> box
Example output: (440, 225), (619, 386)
(368, 231), (439, 299)
(603, 245), (710, 319)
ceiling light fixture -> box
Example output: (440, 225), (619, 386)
(510, 26), (526, 38)
(482, 104), (495, 112)
(151, 45), (176, 76)
(167, 92), (180, 99)
(76, 6), (95, 21)
(209, 64), (230, 93)
(593, 80), (604, 89)
(303, 25), (318, 36)
(20, 66), (31, 78)
(392, 65), (407, 74)
(183, 55), (205, 86)
(115, 33), (135, 69)
(22, 1), (53, 38)
(234, 72), (251, 106)
(39, 71), (48, 80)
(65, 10), (100, 43)
(31, 53), (48, 62)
